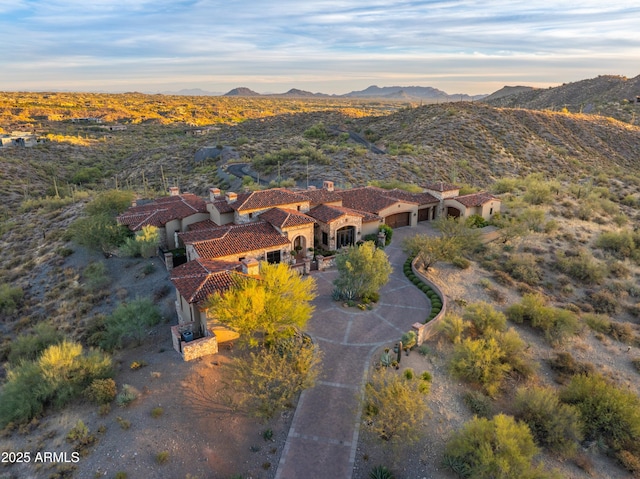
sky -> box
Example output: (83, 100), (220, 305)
(1, 1), (639, 96)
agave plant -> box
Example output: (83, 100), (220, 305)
(380, 350), (392, 368)
(369, 465), (394, 479)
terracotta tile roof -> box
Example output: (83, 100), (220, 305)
(187, 219), (219, 231)
(338, 187), (399, 214)
(297, 188), (343, 205)
(425, 181), (460, 192)
(170, 259), (244, 304)
(259, 208), (315, 229)
(383, 189), (439, 205)
(452, 192), (499, 207)
(230, 188), (310, 212)
(186, 221), (291, 260)
(212, 199), (234, 214)
(117, 194), (207, 231)
(307, 204), (364, 223)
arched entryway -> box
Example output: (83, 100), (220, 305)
(446, 206), (462, 218)
(336, 226), (355, 248)
(292, 235), (307, 259)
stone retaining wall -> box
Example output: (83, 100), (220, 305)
(410, 257), (448, 345)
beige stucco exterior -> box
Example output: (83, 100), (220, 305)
(444, 198), (501, 220)
(164, 213), (210, 249)
(378, 201), (419, 227)
(233, 200), (311, 224)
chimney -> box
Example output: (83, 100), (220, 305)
(226, 191), (237, 203)
(209, 187), (221, 202)
(131, 199), (137, 207)
(323, 180), (334, 192)
(241, 257), (260, 276)
(169, 186), (180, 196)
(307, 185), (317, 191)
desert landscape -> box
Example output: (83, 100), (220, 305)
(0, 74), (639, 479)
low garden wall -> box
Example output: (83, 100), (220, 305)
(171, 323), (219, 361)
(407, 256), (448, 345)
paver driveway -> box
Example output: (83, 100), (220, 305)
(275, 225), (433, 479)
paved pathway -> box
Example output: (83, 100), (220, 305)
(275, 224), (433, 479)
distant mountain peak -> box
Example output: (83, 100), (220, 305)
(224, 87), (261, 97)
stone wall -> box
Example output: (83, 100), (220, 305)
(410, 257), (448, 346)
(171, 324), (219, 361)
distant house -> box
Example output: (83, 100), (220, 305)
(0, 131), (45, 148)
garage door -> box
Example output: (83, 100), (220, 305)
(418, 208), (430, 222)
(385, 212), (410, 228)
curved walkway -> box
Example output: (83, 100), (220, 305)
(275, 224), (433, 479)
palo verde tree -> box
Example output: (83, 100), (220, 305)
(206, 262), (317, 346)
(334, 241), (392, 300)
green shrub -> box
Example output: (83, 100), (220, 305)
(7, 322), (62, 365)
(632, 357), (640, 374)
(150, 407), (164, 418)
(364, 368), (430, 443)
(555, 250), (607, 284)
(83, 261), (110, 292)
(452, 256), (471, 269)
(595, 230), (638, 260)
(504, 253), (542, 286)
(0, 341), (112, 427)
(462, 391), (492, 418)
(463, 302), (506, 335)
(443, 414), (544, 479)
(378, 224), (393, 246)
(403, 368), (414, 380)
(155, 451), (169, 464)
(561, 373), (640, 451)
(547, 352), (595, 384)
(587, 289), (620, 314)
(116, 384), (139, 407)
(437, 314), (468, 344)
(0, 283), (24, 316)
(514, 386), (582, 457)
(101, 297), (162, 350)
(84, 378), (117, 405)
(505, 294), (579, 344)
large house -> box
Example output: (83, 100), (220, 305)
(117, 180), (500, 359)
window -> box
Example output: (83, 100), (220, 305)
(297, 205), (301, 211)
(266, 250), (281, 264)
(248, 212), (253, 219)
(489, 207), (493, 215)
(322, 231), (328, 246)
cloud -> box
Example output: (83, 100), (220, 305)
(1, 1), (639, 94)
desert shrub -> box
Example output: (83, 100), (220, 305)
(437, 314), (468, 344)
(116, 384), (139, 407)
(0, 341), (112, 427)
(150, 407), (164, 418)
(462, 302), (507, 336)
(504, 253), (542, 286)
(560, 373), (640, 452)
(523, 180), (553, 205)
(303, 122), (328, 140)
(587, 289), (620, 314)
(462, 391), (492, 418)
(39, 341), (113, 409)
(66, 419), (97, 453)
(449, 336), (510, 398)
(85, 189), (135, 216)
(595, 230), (638, 260)
(7, 321), (63, 365)
(83, 261), (110, 292)
(583, 313), (611, 333)
(0, 283), (23, 316)
(334, 242), (392, 300)
(119, 225), (160, 258)
(547, 352), (595, 384)
(443, 414), (549, 479)
(505, 294), (579, 344)
(222, 337), (321, 420)
(555, 250), (607, 284)
(514, 386), (582, 457)
(609, 322), (635, 344)
(101, 297), (162, 350)
(69, 213), (132, 252)
(401, 331), (417, 351)
(155, 451), (169, 464)
(492, 178), (519, 194)
(616, 450), (640, 476)
(84, 378), (117, 405)
(364, 367), (429, 443)
(452, 256), (471, 269)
